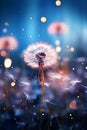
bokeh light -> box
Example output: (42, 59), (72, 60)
(0, 50), (7, 57)
(4, 22), (9, 26)
(4, 58), (12, 68)
(55, 0), (61, 6)
(48, 22), (69, 34)
(0, 36), (18, 50)
(69, 100), (77, 109)
(55, 40), (60, 45)
(56, 46), (62, 52)
(41, 17), (47, 22)
(70, 47), (75, 52)
(2, 28), (7, 33)
(11, 82), (16, 87)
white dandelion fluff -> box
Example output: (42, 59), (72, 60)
(23, 42), (58, 68)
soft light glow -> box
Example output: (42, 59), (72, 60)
(4, 58), (12, 68)
(66, 45), (69, 48)
(5, 22), (9, 26)
(0, 50), (7, 57)
(2, 28), (7, 33)
(11, 82), (16, 87)
(56, 46), (62, 52)
(70, 47), (74, 52)
(69, 100), (77, 109)
(48, 22), (69, 34)
(55, 0), (61, 6)
(41, 17), (47, 22)
(0, 36), (18, 50)
(55, 40), (60, 45)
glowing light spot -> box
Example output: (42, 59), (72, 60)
(56, 46), (62, 52)
(85, 66), (87, 70)
(11, 33), (13, 35)
(55, 40), (60, 45)
(21, 28), (24, 31)
(48, 22), (68, 34)
(66, 45), (69, 48)
(29, 35), (32, 38)
(69, 100), (77, 109)
(0, 50), (7, 57)
(4, 22), (9, 26)
(11, 82), (16, 87)
(72, 68), (75, 70)
(38, 35), (40, 37)
(41, 17), (47, 22)
(12, 105), (15, 108)
(70, 47), (74, 52)
(30, 17), (32, 19)
(55, 0), (61, 6)
(4, 58), (12, 68)
(69, 114), (72, 116)
(0, 36), (18, 50)
(71, 117), (73, 119)
(77, 96), (80, 98)
(2, 28), (7, 33)
(42, 113), (44, 116)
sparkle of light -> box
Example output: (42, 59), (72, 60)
(4, 58), (12, 68)
(41, 17), (47, 22)
(55, 40), (60, 45)
(77, 96), (80, 98)
(70, 47), (74, 52)
(55, 0), (61, 6)
(11, 33), (13, 35)
(69, 100), (77, 109)
(0, 50), (7, 57)
(0, 36), (18, 50)
(2, 28), (7, 33)
(66, 45), (69, 48)
(11, 82), (16, 87)
(48, 22), (68, 34)
(85, 66), (87, 70)
(4, 22), (9, 26)
(56, 46), (62, 53)
(30, 17), (32, 19)
(72, 68), (75, 70)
